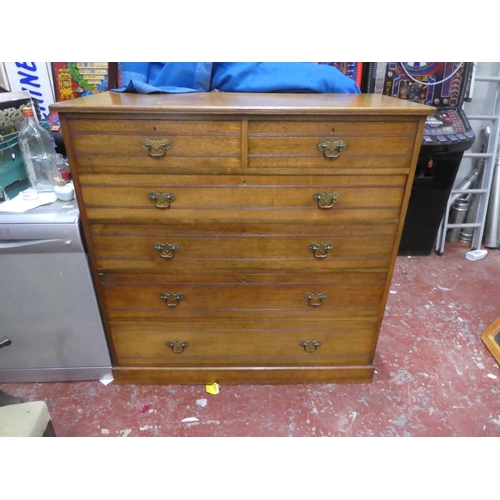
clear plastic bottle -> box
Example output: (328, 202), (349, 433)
(18, 106), (60, 192)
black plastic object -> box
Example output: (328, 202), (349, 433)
(398, 104), (475, 256)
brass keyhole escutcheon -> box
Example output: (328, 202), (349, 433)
(154, 242), (180, 259)
(300, 340), (322, 353)
(166, 340), (189, 353)
(305, 292), (327, 307)
(148, 192), (176, 209)
(309, 242), (334, 259)
(317, 139), (347, 158)
(160, 292), (184, 307)
(313, 192), (340, 209)
(142, 138), (171, 157)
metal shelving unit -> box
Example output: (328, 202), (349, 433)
(435, 67), (500, 255)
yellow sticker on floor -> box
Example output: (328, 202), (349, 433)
(206, 383), (220, 395)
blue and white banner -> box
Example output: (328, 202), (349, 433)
(1, 62), (55, 120)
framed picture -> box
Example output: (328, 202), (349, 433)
(481, 316), (500, 366)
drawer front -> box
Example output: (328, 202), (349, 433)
(249, 120), (419, 136)
(110, 320), (377, 367)
(248, 120), (418, 170)
(99, 272), (386, 321)
(91, 223), (397, 273)
(79, 174), (406, 224)
(67, 119), (241, 172)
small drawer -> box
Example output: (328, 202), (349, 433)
(110, 320), (378, 367)
(248, 119), (418, 170)
(67, 118), (242, 172)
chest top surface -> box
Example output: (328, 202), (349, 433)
(51, 91), (434, 117)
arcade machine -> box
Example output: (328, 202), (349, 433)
(317, 62), (364, 89)
(365, 62), (475, 255)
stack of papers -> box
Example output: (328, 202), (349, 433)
(0, 192), (57, 213)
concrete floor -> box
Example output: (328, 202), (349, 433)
(2, 242), (500, 437)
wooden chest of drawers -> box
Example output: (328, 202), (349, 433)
(52, 92), (432, 385)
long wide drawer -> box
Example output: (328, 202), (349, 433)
(79, 173), (407, 224)
(110, 320), (378, 367)
(99, 272), (387, 321)
(91, 223), (397, 273)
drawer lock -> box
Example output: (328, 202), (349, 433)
(313, 192), (340, 209)
(142, 138), (171, 157)
(317, 139), (347, 158)
(160, 292), (184, 307)
(166, 341), (189, 353)
(304, 292), (327, 307)
(300, 340), (322, 353)
(309, 242), (334, 259)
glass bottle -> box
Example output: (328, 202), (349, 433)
(18, 106), (60, 192)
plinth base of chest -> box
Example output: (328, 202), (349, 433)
(111, 365), (374, 385)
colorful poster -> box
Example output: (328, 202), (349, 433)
(51, 62), (110, 101)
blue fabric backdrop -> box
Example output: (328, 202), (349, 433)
(116, 62), (360, 94)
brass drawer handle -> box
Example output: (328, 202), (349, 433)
(166, 340), (189, 353)
(148, 191), (176, 209)
(317, 139), (347, 158)
(313, 192), (340, 209)
(160, 292), (184, 307)
(154, 242), (180, 259)
(142, 138), (171, 157)
(304, 292), (327, 307)
(309, 242), (334, 259)
(300, 340), (322, 353)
